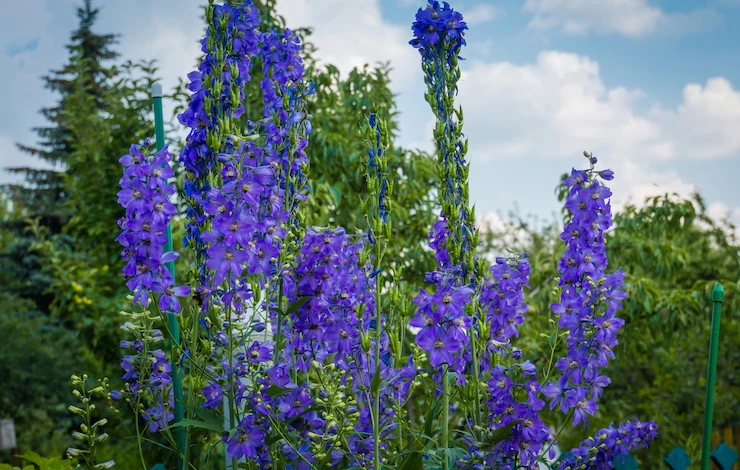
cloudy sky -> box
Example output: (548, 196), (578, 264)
(2, 0), (740, 228)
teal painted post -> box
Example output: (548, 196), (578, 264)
(152, 82), (186, 470)
(614, 453), (639, 469)
(700, 282), (724, 470)
(711, 443), (739, 470)
(664, 446), (691, 470)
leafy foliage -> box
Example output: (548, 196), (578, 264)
(305, 62), (438, 291)
(0, 293), (98, 460)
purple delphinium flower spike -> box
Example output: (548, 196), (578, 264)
(544, 160), (627, 427)
(117, 143), (189, 311)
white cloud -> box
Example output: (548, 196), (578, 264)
(522, 0), (720, 37)
(613, 160), (697, 209)
(463, 4), (500, 25)
(276, 0), (418, 86)
(649, 77), (740, 159)
(455, 51), (740, 165)
(477, 211), (533, 258)
(101, 0), (204, 98)
(448, 50), (740, 218)
(705, 201), (740, 239)
(457, 51), (668, 163)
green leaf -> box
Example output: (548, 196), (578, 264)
(423, 394), (443, 444)
(265, 384), (291, 397)
(330, 185), (342, 206)
(17, 451), (47, 465)
(284, 296), (311, 317)
(485, 420), (518, 447)
(370, 370), (381, 393)
(171, 418), (222, 433)
(399, 451), (424, 470)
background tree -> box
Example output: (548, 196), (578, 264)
(0, 0), (118, 322)
(5, 0), (118, 230)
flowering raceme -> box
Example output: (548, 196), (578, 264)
(108, 1), (658, 469)
(412, 0), (477, 281)
(543, 156), (627, 427)
(557, 420), (659, 469)
(117, 141), (189, 311)
(178, 0), (262, 278)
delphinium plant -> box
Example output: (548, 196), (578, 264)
(107, 1), (658, 469)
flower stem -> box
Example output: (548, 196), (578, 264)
(372, 241), (383, 470)
(442, 365), (450, 470)
(470, 331), (481, 429)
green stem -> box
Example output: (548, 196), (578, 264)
(226, 300), (238, 470)
(135, 406), (148, 470)
(540, 410), (573, 464)
(274, 281), (284, 363)
(470, 301), (482, 429)
(441, 366), (450, 470)
(373, 241), (383, 470)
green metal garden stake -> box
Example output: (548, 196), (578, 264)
(152, 82), (186, 470)
(700, 282), (724, 470)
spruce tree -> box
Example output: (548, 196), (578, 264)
(1, 0), (117, 312)
(1, 0), (155, 363)
(6, 0), (117, 228)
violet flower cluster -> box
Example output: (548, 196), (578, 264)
(557, 420), (658, 469)
(178, 1), (261, 276)
(410, 0), (467, 60)
(177, 9), (315, 466)
(282, 228), (401, 467)
(479, 255), (531, 361)
(260, 27), (311, 223)
(116, 142), (189, 311)
(410, 271), (473, 374)
(284, 228), (376, 371)
(476, 256), (553, 468)
(119, 334), (174, 433)
(178, 3), (311, 317)
(543, 158), (627, 427)
(210, 228), (407, 467)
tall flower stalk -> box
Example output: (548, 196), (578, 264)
(542, 153), (627, 426)
(363, 112), (393, 469)
(410, 3), (476, 467)
(411, 0), (476, 281)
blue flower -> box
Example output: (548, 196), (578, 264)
(224, 414), (266, 459)
(410, 1), (467, 54)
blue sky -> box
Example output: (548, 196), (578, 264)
(2, 0), (740, 230)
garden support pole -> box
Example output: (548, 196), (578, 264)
(700, 282), (724, 470)
(152, 82), (186, 470)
